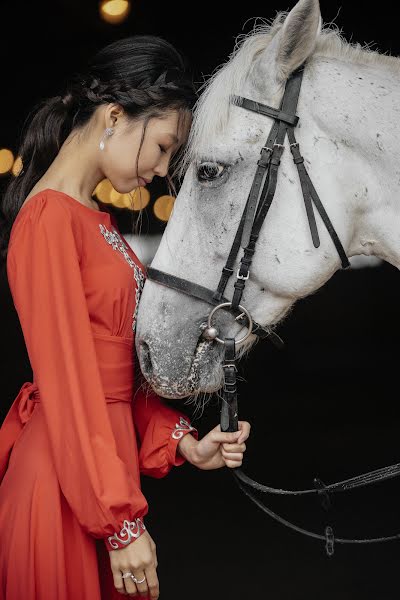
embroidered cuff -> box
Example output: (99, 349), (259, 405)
(171, 416), (197, 440)
(105, 517), (146, 551)
(168, 417), (199, 467)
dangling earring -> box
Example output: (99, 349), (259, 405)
(99, 127), (114, 151)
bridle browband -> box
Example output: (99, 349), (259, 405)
(146, 65), (400, 555)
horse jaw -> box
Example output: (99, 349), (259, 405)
(135, 264), (302, 399)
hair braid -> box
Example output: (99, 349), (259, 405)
(0, 34), (197, 260)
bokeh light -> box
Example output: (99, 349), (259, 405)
(127, 187), (150, 211)
(93, 179), (150, 211)
(93, 179), (113, 203)
(0, 149), (15, 175)
(153, 195), (175, 222)
(12, 156), (23, 177)
(99, 0), (131, 25)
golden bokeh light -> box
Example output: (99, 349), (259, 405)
(99, 0), (131, 24)
(153, 195), (175, 222)
(12, 156), (23, 176)
(0, 149), (15, 175)
(93, 179), (113, 203)
(128, 187), (150, 211)
(93, 179), (150, 211)
(110, 189), (131, 209)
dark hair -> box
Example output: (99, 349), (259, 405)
(0, 35), (197, 260)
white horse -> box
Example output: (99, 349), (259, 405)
(136, 0), (400, 400)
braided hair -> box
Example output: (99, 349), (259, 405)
(0, 35), (197, 260)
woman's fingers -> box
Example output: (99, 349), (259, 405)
(113, 572), (128, 595)
(131, 571), (147, 597)
(221, 449), (244, 462)
(210, 422), (251, 445)
(123, 568), (159, 599)
(121, 572), (138, 596)
(222, 442), (246, 453)
(145, 565), (160, 599)
(224, 457), (243, 468)
(237, 421), (251, 443)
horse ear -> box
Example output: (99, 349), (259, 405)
(278, 0), (321, 77)
(267, 0), (322, 82)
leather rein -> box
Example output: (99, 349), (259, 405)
(146, 65), (400, 556)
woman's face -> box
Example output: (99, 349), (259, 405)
(98, 106), (190, 193)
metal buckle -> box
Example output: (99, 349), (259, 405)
(325, 526), (335, 557)
(222, 363), (238, 372)
(206, 302), (253, 346)
(236, 268), (249, 280)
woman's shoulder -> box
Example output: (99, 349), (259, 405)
(9, 189), (77, 250)
(16, 188), (74, 224)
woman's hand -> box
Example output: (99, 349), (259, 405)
(109, 529), (159, 598)
(179, 421), (251, 470)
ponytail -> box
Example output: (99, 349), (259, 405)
(0, 95), (78, 260)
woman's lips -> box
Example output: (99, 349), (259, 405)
(138, 176), (152, 186)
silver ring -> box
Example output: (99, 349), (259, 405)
(131, 575), (146, 584)
(122, 572), (133, 579)
(206, 302), (253, 346)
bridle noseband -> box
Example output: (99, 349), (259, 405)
(146, 65), (400, 555)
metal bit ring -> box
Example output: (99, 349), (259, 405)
(206, 302), (253, 346)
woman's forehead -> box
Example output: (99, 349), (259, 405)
(152, 109), (191, 145)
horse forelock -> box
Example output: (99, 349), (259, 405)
(180, 12), (400, 176)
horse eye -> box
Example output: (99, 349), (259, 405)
(197, 162), (226, 181)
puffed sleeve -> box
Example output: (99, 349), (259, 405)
(131, 352), (199, 479)
(6, 196), (147, 551)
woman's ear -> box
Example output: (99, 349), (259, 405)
(104, 103), (124, 129)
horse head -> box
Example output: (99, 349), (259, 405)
(136, 0), (400, 399)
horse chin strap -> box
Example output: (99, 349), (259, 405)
(146, 65), (400, 555)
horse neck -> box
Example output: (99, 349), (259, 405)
(304, 55), (400, 267)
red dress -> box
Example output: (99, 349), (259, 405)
(0, 189), (198, 600)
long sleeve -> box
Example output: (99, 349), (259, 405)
(6, 197), (147, 551)
(132, 356), (198, 478)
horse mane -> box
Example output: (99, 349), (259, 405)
(180, 12), (400, 174)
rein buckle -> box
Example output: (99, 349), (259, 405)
(236, 268), (250, 281)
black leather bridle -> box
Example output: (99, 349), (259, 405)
(146, 65), (400, 556)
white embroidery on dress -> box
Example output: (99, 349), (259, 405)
(107, 517), (146, 550)
(171, 416), (197, 440)
(99, 224), (145, 332)
(132, 265), (145, 333)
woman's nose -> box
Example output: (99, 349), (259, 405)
(153, 155), (170, 178)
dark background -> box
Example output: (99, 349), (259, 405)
(1, 1), (400, 598)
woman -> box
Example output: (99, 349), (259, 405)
(0, 35), (250, 599)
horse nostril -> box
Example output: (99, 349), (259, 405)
(139, 340), (153, 378)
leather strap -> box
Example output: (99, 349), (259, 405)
(146, 267), (284, 348)
(287, 127), (350, 269)
(231, 95), (300, 126)
(221, 338), (239, 433)
(233, 473), (400, 548)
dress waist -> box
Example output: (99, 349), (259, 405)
(92, 333), (134, 403)
(0, 334), (135, 482)
(26, 333), (134, 405)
